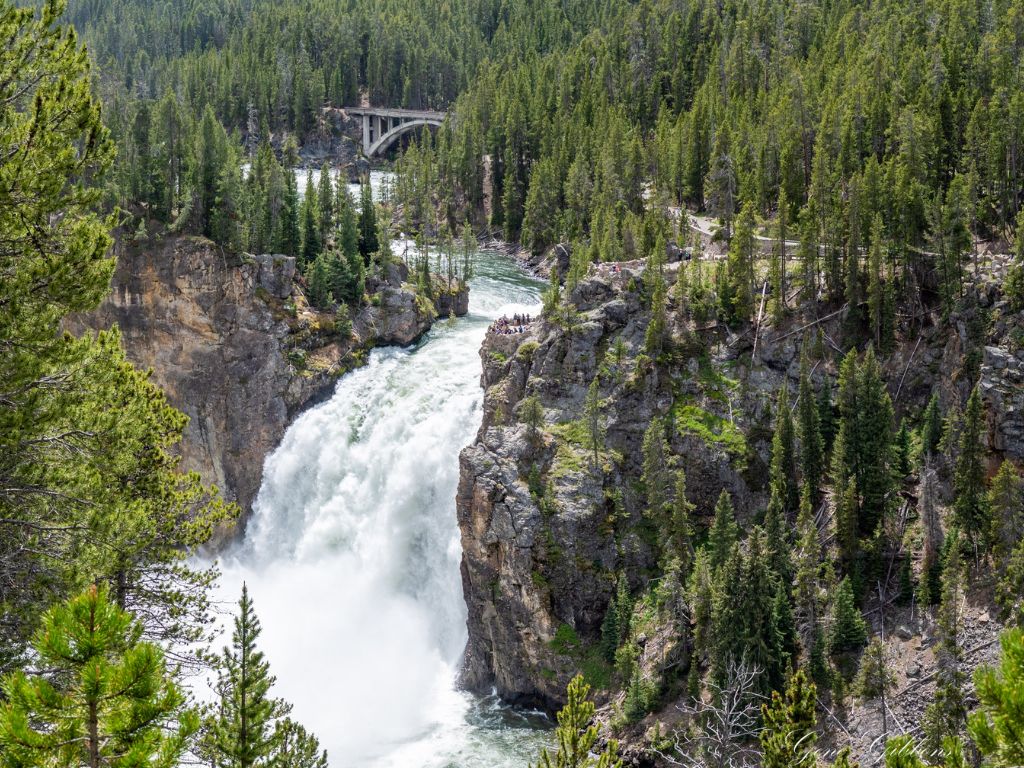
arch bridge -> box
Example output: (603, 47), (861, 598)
(347, 107), (447, 158)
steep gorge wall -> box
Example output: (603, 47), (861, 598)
(457, 254), (1024, 737)
(70, 235), (466, 535)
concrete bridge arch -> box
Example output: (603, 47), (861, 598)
(347, 107), (447, 158)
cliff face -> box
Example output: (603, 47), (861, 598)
(457, 253), (1024, 755)
(458, 267), (764, 710)
(70, 235), (466, 535)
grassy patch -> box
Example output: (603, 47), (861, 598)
(548, 420), (622, 478)
(549, 623), (581, 655)
(579, 649), (613, 690)
(672, 401), (747, 465)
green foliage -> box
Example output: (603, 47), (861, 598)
(952, 386), (988, 546)
(711, 530), (791, 696)
(623, 665), (656, 723)
(798, 357), (824, 498)
(923, 542), (967, 754)
(668, 470), (695, 573)
(768, 386), (798, 516)
(207, 586), (326, 768)
(831, 348), (895, 584)
(550, 624), (582, 656)
(989, 461), (1024, 569)
(209, 585), (293, 768)
(760, 670), (818, 768)
(0, 585), (198, 768)
(996, 540), (1024, 625)
(856, 638), (896, 700)
(671, 402), (747, 463)
(641, 417), (671, 520)
(520, 395), (546, 441)
(707, 491), (739, 572)
(532, 676), (621, 768)
(272, 720), (328, 768)
(829, 578), (867, 655)
(357, 180), (379, 263)
(921, 394), (944, 460)
(968, 629), (1024, 767)
(0, 0), (231, 667)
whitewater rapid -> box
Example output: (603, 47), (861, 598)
(211, 249), (550, 767)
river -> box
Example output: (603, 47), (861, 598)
(209, 236), (552, 767)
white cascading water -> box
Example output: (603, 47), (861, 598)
(210, 238), (550, 767)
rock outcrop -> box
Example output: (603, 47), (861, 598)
(458, 264), (764, 710)
(458, 252), (1024, 742)
(70, 236), (467, 536)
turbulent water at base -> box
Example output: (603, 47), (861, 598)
(210, 245), (552, 768)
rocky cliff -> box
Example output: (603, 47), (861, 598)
(457, 252), (1024, 762)
(70, 235), (466, 535)
(459, 265), (766, 710)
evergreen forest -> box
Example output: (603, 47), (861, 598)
(2, 0), (1024, 766)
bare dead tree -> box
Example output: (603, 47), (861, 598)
(658, 658), (765, 768)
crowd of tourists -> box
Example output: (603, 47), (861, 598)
(489, 313), (533, 335)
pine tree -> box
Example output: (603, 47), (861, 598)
(829, 578), (867, 655)
(857, 638), (896, 739)
(614, 574), (632, 646)
(644, 275), (668, 355)
(299, 173), (321, 270)
(272, 720), (327, 768)
(707, 491), (739, 571)
(531, 676), (621, 768)
(794, 484), (822, 645)
(642, 417), (671, 521)
(669, 471), (695, 574)
(923, 542), (967, 755)
(623, 665), (650, 723)
(760, 670), (818, 768)
(817, 382), (836, 457)
(723, 201), (756, 324)
(968, 629), (1024, 767)
(921, 394), (944, 460)
(336, 187), (360, 260)
(743, 529), (790, 694)
(688, 550), (716, 684)
(0, 585), (198, 768)
(710, 542), (746, 685)
(306, 255), (332, 310)
(856, 348), (895, 538)
(276, 172), (300, 257)
(0, 0), (228, 664)
(520, 395), (545, 442)
(210, 585), (291, 768)
(768, 386), (799, 517)
(989, 461), (1024, 570)
(953, 386), (988, 550)
(600, 596), (619, 664)
(867, 214), (893, 350)
(357, 179), (379, 263)
(893, 420), (912, 478)
(798, 357), (824, 498)
(919, 467), (944, 606)
(316, 164), (334, 243)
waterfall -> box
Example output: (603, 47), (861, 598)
(210, 250), (549, 767)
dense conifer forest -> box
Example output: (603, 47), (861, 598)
(2, 0), (1024, 766)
